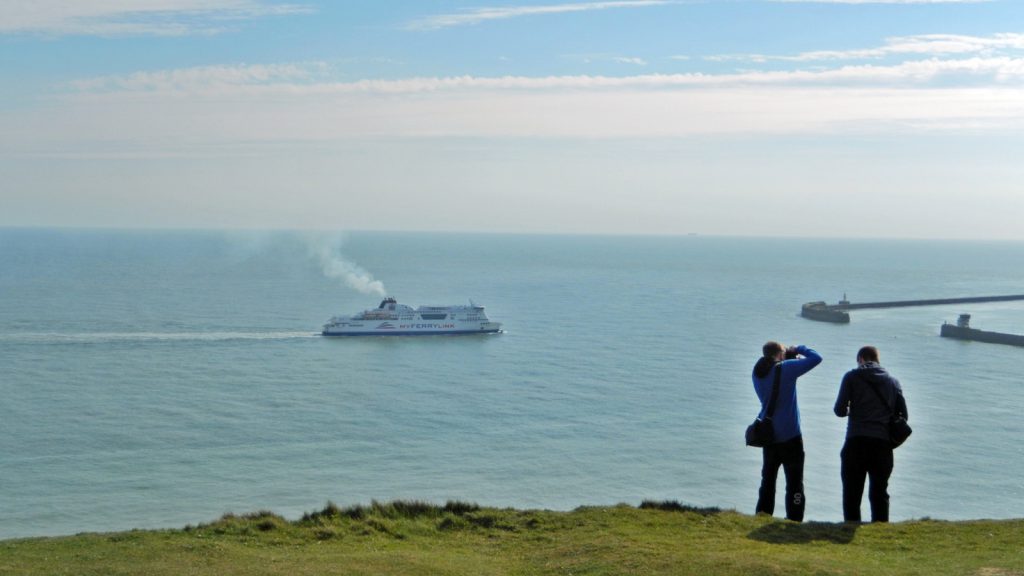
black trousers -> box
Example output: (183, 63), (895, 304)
(756, 435), (805, 522)
(841, 436), (894, 523)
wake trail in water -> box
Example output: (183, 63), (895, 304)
(0, 331), (319, 344)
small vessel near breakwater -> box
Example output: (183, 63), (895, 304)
(322, 297), (502, 336)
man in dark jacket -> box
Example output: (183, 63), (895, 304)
(752, 341), (822, 522)
(834, 345), (909, 523)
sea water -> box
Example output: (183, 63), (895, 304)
(1, 229), (1023, 539)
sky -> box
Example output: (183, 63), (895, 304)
(2, 0), (1024, 239)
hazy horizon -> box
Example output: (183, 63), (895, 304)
(7, 226), (1024, 245)
(3, 1), (1023, 240)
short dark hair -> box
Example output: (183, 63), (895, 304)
(857, 346), (880, 363)
(763, 341), (784, 359)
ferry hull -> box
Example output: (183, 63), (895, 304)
(322, 323), (502, 337)
(322, 328), (502, 336)
(321, 298), (502, 337)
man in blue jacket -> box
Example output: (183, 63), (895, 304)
(834, 345), (908, 523)
(752, 341), (822, 522)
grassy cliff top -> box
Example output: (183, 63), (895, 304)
(2, 500), (1022, 575)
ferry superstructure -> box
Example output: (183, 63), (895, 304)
(322, 297), (502, 336)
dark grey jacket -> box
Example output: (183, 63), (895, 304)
(834, 362), (908, 440)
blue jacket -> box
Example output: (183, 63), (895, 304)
(751, 346), (822, 443)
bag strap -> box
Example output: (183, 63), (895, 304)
(764, 364), (782, 419)
(863, 377), (895, 416)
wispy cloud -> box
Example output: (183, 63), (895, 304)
(0, 0), (312, 37)
(7, 28), (1024, 156)
(707, 33), (1024, 63)
(1, 54), (1013, 154)
(68, 63), (324, 92)
(406, 0), (676, 31)
(66, 55), (1022, 96)
(614, 56), (649, 66)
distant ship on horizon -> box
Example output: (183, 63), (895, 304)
(322, 297), (502, 336)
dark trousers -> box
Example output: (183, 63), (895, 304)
(756, 435), (805, 522)
(841, 436), (894, 523)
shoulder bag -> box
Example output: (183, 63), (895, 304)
(745, 364), (781, 447)
(865, 378), (912, 448)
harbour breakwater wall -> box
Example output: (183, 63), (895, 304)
(940, 314), (1024, 348)
(838, 294), (1024, 310)
(801, 294), (1024, 324)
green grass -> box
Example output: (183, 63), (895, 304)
(2, 500), (1022, 575)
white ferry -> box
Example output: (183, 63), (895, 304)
(322, 297), (502, 336)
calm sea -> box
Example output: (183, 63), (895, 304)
(2, 229), (1023, 539)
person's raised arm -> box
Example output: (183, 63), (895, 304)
(786, 345), (822, 378)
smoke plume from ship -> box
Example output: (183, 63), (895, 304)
(306, 233), (386, 297)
